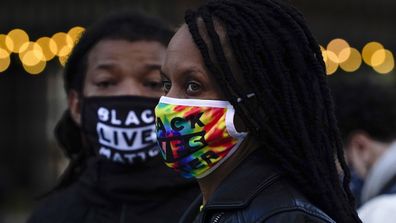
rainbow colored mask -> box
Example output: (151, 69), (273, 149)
(155, 96), (247, 179)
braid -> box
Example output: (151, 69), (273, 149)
(272, 0), (358, 212)
(254, 1), (358, 218)
(185, 0), (361, 222)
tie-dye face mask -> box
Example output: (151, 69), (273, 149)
(155, 96), (247, 179)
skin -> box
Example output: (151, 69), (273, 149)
(346, 132), (389, 179)
(161, 25), (258, 205)
(69, 39), (166, 125)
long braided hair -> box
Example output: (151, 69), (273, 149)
(184, 0), (361, 222)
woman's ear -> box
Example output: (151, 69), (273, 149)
(68, 90), (82, 126)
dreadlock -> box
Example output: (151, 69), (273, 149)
(51, 10), (173, 191)
(184, 0), (361, 222)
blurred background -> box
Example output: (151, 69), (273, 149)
(0, 0), (395, 222)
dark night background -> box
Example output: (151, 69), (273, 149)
(0, 0), (395, 222)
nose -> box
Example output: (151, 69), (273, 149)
(164, 86), (184, 99)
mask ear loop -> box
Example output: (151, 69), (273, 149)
(234, 92), (263, 134)
(236, 92), (256, 103)
(196, 102), (248, 179)
(225, 98), (249, 139)
(200, 97), (250, 179)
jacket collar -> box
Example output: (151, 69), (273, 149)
(204, 149), (282, 210)
(78, 156), (196, 204)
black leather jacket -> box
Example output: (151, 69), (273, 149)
(179, 150), (335, 223)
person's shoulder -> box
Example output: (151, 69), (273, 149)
(261, 209), (334, 223)
(244, 178), (334, 223)
(27, 183), (89, 223)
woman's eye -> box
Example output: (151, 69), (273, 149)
(186, 81), (201, 94)
(161, 80), (172, 93)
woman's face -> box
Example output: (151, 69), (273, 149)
(161, 25), (224, 100)
(84, 39), (166, 97)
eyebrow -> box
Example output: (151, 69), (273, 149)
(94, 63), (117, 72)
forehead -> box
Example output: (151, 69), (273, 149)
(88, 39), (166, 66)
(168, 25), (195, 50)
(163, 25), (206, 73)
(164, 23), (246, 89)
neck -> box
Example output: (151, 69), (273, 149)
(197, 135), (259, 205)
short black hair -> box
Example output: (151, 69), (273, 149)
(64, 10), (174, 93)
(331, 80), (396, 143)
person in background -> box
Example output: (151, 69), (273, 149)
(331, 80), (396, 222)
(155, 0), (361, 222)
(27, 11), (198, 223)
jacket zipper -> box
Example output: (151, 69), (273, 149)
(211, 212), (224, 223)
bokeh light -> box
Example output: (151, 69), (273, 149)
(23, 60), (46, 75)
(322, 50), (339, 75)
(19, 42), (45, 66)
(0, 30), (395, 76)
(327, 38), (351, 63)
(5, 29), (30, 53)
(68, 26), (85, 43)
(36, 37), (57, 61)
(58, 55), (69, 67)
(51, 32), (73, 57)
(370, 49), (387, 67)
(372, 49), (395, 74)
(0, 47), (9, 59)
(362, 42), (384, 66)
(339, 48), (362, 72)
(0, 34), (11, 56)
(320, 45), (327, 60)
(1, 34), (12, 73)
(0, 49), (11, 72)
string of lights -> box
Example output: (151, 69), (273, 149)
(321, 39), (395, 75)
(0, 27), (394, 76)
(0, 26), (84, 74)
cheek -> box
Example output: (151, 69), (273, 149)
(204, 85), (226, 100)
(82, 80), (96, 97)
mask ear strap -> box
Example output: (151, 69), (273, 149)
(236, 92), (256, 103)
(234, 92), (265, 133)
(225, 103), (248, 138)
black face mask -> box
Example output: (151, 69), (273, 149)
(81, 96), (160, 165)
